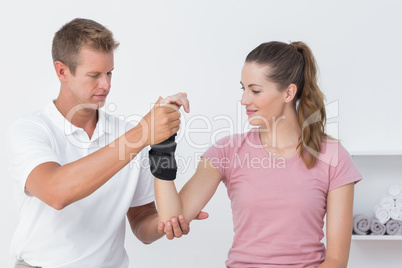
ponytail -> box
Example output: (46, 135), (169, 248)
(246, 41), (330, 169)
(290, 42), (328, 169)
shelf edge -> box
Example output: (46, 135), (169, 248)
(352, 235), (402, 241)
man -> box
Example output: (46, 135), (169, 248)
(7, 18), (204, 268)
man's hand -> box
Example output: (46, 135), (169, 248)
(138, 97), (181, 146)
(158, 211), (209, 240)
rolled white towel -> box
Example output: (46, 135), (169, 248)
(353, 214), (372, 235)
(390, 207), (401, 221)
(388, 184), (402, 198)
(374, 206), (391, 224)
(380, 197), (395, 209)
(370, 218), (386, 235)
(396, 197), (402, 209)
(385, 219), (402, 235)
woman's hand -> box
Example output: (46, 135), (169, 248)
(157, 212), (209, 240)
(160, 92), (190, 113)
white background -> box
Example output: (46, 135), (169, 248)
(1, 0), (402, 267)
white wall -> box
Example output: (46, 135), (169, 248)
(1, 0), (401, 267)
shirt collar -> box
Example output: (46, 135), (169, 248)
(45, 101), (112, 137)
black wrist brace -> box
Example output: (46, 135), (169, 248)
(149, 134), (177, 180)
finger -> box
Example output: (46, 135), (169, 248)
(167, 109), (181, 118)
(161, 93), (189, 112)
(162, 101), (181, 111)
(165, 221), (174, 240)
(171, 217), (183, 238)
(162, 110), (181, 125)
(178, 93), (190, 113)
(169, 125), (180, 136)
(168, 94), (189, 113)
(169, 115), (181, 127)
(178, 215), (190, 235)
(195, 211), (209, 220)
(161, 96), (182, 109)
(158, 222), (166, 235)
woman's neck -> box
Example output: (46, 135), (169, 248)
(259, 107), (301, 150)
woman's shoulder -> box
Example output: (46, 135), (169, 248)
(318, 138), (351, 167)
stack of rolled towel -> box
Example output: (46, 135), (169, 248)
(353, 184), (402, 236)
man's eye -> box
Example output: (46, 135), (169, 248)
(241, 87), (245, 91)
(107, 72), (113, 76)
(90, 74), (100, 78)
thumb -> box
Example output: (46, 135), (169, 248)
(194, 211), (209, 220)
(152, 96), (163, 109)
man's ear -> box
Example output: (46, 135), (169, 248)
(54, 61), (69, 81)
(284, 84), (297, 103)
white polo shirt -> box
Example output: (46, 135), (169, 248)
(6, 101), (154, 268)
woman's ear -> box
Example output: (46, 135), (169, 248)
(54, 61), (69, 81)
(284, 84), (297, 103)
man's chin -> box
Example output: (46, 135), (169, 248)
(96, 101), (106, 109)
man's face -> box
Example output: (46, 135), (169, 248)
(65, 47), (114, 109)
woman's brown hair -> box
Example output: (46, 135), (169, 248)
(245, 41), (328, 169)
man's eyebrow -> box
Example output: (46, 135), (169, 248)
(87, 68), (114, 74)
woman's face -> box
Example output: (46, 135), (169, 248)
(240, 62), (287, 127)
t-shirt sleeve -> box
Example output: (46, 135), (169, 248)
(202, 136), (231, 182)
(328, 143), (362, 191)
(130, 147), (155, 207)
(6, 118), (61, 196)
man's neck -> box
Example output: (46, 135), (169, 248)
(54, 97), (99, 140)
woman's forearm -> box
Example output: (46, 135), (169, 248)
(317, 257), (347, 268)
(154, 179), (184, 222)
(154, 158), (222, 223)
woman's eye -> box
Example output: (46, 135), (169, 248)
(252, 90), (260, 94)
(107, 72), (113, 76)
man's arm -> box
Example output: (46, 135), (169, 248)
(126, 202), (163, 244)
(25, 99), (180, 210)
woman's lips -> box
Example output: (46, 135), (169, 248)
(246, 109), (257, 116)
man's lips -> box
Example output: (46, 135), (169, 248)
(246, 109), (257, 116)
(94, 94), (108, 98)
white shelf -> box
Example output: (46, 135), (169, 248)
(351, 153), (402, 244)
(352, 235), (402, 241)
(350, 151), (402, 156)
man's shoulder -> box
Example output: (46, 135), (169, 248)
(9, 106), (51, 131)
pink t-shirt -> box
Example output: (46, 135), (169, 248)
(203, 128), (362, 268)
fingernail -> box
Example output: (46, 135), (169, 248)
(178, 215), (184, 220)
(171, 218), (177, 223)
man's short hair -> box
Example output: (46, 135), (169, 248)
(52, 18), (119, 75)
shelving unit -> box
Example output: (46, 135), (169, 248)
(350, 152), (402, 241)
(352, 235), (402, 241)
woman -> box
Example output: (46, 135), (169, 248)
(155, 41), (362, 267)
